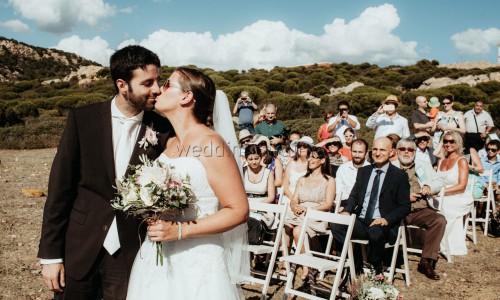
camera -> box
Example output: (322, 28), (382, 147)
(339, 108), (347, 113)
(241, 97), (248, 100)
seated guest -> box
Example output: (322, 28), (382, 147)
(340, 127), (355, 160)
(282, 136), (314, 203)
(238, 129), (253, 164)
(316, 136), (349, 177)
(393, 139), (446, 280)
(333, 137), (411, 275)
(386, 133), (401, 163)
(253, 135), (284, 187)
(414, 134), (438, 168)
(278, 131), (301, 170)
(479, 140), (500, 197)
(334, 139), (370, 211)
(435, 131), (472, 255)
(284, 147), (335, 279)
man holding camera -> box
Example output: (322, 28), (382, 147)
(233, 90), (258, 133)
(366, 95), (410, 139)
(393, 138), (446, 280)
(327, 101), (360, 144)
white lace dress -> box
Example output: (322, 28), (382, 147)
(127, 154), (242, 299)
(436, 157), (473, 255)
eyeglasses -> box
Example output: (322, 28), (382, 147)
(327, 141), (342, 147)
(398, 147), (415, 153)
(297, 144), (309, 149)
(443, 139), (456, 144)
(240, 138), (251, 144)
(442, 102), (452, 105)
(487, 148), (498, 152)
(162, 79), (183, 91)
(417, 138), (428, 143)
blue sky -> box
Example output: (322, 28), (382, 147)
(1, 0), (499, 70)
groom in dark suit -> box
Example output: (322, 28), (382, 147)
(333, 137), (411, 275)
(38, 45), (171, 300)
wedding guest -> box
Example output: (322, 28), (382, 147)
(387, 133), (401, 163)
(233, 90), (258, 133)
(435, 131), (472, 255)
(253, 135), (284, 187)
(415, 134), (438, 167)
(412, 96), (434, 135)
(464, 100), (495, 152)
(278, 131), (302, 170)
(340, 127), (355, 160)
(282, 136), (314, 203)
(366, 95), (410, 139)
(428, 97), (440, 122)
(316, 136), (349, 177)
(284, 147), (335, 280)
(327, 101), (360, 144)
(255, 103), (287, 149)
(317, 108), (334, 142)
(431, 94), (465, 149)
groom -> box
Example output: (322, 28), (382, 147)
(38, 45), (171, 299)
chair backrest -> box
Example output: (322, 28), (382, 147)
(334, 192), (343, 214)
(249, 201), (287, 215)
(276, 187), (284, 204)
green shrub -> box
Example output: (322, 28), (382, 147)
(0, 103), (23, 126)
(476, 81), (500, 96)
(14, 101), (39, 117)
(0, 116), (65, 149)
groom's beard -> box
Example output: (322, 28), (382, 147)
(127, 86), (155, 112)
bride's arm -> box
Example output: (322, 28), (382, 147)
(148, 134), (249, 242)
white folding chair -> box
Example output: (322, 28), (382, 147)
(333, 192), (343, 214)
(469, 169), (496, 238)
(350, 222), (411, 286)
(243, 202), (290, 300)
(280, 210), (356, 300)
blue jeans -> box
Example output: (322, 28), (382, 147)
(238, 123), (255, 134)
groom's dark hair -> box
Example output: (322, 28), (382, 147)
(175, 67), (216, 124)
(110, 45), (161, 93)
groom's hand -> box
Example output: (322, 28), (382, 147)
(42, 263), (65, 292)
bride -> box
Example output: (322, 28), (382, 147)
(127, 67), (249, 299)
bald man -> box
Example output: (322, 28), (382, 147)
(333, 137), (411, 275)
(412, 96), (434, 134)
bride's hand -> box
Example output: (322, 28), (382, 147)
(147, 220), (179, 242)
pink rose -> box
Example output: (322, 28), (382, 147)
(167, 179), (182, 188)
(145, 128), (158, 146)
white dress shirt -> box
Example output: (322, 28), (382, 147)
(327, 114), (361, 143)
(359, 163), (390, 219)
(415, 147), (431, 164)
(366, 113), (410, 139)
(335, 160), (370, 200)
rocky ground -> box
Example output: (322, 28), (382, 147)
(0, 148), (499, 300)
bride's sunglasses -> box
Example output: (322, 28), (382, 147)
(162, 79), (183, 91)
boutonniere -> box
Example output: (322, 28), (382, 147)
(138, 125), (159, 150)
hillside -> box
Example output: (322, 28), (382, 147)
(1, 38), (500, 149)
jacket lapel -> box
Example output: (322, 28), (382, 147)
(100, 100), (116, 185)
(379, 163), (394, 196)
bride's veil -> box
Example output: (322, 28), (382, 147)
(213, 90), (250, 285)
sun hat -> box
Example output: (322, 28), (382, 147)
(238, 129), (253, 142)
(252, 134), (275, 151)
(382, 94), (400, 106)
(428, 97), (440, 108)
(290, 136), (314, 152)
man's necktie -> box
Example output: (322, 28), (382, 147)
(365, 169), (382, 222)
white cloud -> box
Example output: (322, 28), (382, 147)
(119, 7), (133, 14)
(138, 3), (418, 70)
(0, 19), (29, 32)
(54, 3), (418, 69)
(451, 27), (500, 55)
(53, 35), (114, 65)
(8, 0), (115, 34)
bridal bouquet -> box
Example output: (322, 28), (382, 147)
(349, 270), (402, 300)
(111, 154), (196, 265)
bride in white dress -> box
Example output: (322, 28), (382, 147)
(127, 68), (249, 299)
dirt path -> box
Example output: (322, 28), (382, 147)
(0, 149), (499, 299)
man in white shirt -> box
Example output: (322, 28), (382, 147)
(334, 139), (370, 209)
(327, 101), (360, 143)
(464, 100), (494, 151)
(366, 95), (410, 139)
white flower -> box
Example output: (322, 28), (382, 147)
(137, 166), (167, 186)
(367, 287), (385, 299)
(122, 189), (138, 206)
(138, 126), (159, 149)
(139, 187), (154, 206)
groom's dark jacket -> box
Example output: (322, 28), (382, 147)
(38, 99), (171, 280)
(343, 163), (411, 242)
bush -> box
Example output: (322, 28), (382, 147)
(0, 103), (22, 126)
(0, 116), (65, 149)
(308, 85), (330, 98)
(476, 81), (500, 96)
(14, 101), (39, 117)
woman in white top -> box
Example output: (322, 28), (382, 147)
(282, 137), (314, 203)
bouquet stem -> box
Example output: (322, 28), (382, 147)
(156, 241), (163, 266)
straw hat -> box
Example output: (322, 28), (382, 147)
(428, 97), (440, 108)
(252, 134), (275, 151)
(238, 129), (253, 142)
(290, 136), (314, 152)
(382, 94), (400, 106)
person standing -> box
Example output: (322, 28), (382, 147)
(464, 100), (495, 152)
(366, 95), (410, 139)
(333, 137), (411, 275)
(38, 46), (171, 300)
(412, 96), (434, 135)
(431, 95), (465, 149)
(327, 101), (360, 144)
(233, 91), (258, 133)
(255, 103), (287, 149)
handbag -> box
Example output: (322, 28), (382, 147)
(247, 216), (276, 245)
(489, 212), (500, 238)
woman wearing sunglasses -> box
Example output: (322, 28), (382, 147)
(339, 127), (355, 160)
(435, 130), (473, 256)
(431, 94), (466, 149)
(316, 135), (349, 177)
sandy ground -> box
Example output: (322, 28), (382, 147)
(0, 148), (499, 300)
